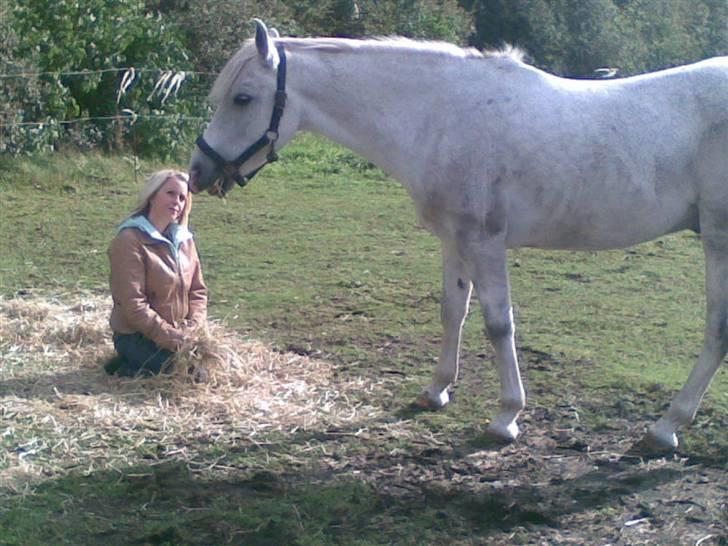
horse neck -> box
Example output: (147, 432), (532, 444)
(289, 45), (461, 183)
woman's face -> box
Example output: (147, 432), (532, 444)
(148, 176), (189, 230)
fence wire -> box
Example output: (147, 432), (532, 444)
(0, 66), (213, 132)
(0, 67), (215, 79)
(0, 113), (209, 130)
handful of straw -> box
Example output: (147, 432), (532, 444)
(168, 321), (247, 386)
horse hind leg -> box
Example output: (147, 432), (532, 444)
(417, 242), (472, 409)
(646, 235), (728, 450)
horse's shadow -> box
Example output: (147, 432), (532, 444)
(10, 428), (697, 540)
(435, 461), (686, 532)
(72, 428), (711, 539)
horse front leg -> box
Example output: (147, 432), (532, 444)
(466, 239), (525, 442)
(417, 242), (472, 408)
(646, 237), (728, 450)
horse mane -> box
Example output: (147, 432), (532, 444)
(485, 44), (526, 62)
(277, 36), (525, 62)
(210, 37), (526, 103)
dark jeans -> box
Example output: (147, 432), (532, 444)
(112, 333), (174, 377)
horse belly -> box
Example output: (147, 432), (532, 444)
(505, 197), (698, 251)
(500, 134), (701, 250)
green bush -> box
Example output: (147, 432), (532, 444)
(6, 0), (204, 157)
(172, 0), (296, 72)
(2, 0), (474, 158)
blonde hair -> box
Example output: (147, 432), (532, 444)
(129, 169), (193, 226)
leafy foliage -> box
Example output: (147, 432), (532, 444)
(171, 0), (297, 72)
(5, 0), (205, 156)
(0, 1), (50, 154)
(285, 0), (472, 43)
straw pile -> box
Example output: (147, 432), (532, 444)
(0, 293), (384, 492)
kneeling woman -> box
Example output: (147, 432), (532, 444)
(107, 169), (207, 377)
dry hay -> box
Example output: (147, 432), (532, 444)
(0, 293), (385, 494)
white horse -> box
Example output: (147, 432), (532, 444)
(189, 20), (728, 451)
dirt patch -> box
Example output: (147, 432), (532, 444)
(296, 401), (727, 544)
(271, 341), (727, 544)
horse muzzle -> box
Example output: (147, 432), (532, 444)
(188, 164), (238, 198)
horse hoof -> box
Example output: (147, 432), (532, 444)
(486, 420), (519, 444)
(470, 431), (514, 450)
(641, 420), (679, 453)
(414, 390), (449, 410)
(641, 429), (678, 453)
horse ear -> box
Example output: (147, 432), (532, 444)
(254, 19), (271, 62)
(269, 27), (280, 38)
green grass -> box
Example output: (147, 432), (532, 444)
(1, 136), (726, 544)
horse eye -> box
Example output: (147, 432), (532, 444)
(233, 93), (252, 106)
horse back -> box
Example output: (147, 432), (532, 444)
(415, 57), (728, 250)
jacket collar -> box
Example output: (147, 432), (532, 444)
(117, 215), (193, 252)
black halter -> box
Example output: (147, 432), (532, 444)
(195, 44), (287, 194)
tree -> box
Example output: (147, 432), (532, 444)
(0, 0), (59, 154)
(558, 0), (633, 76)
(622, 0), (711, 70)
(465, 0), (728, 76)
(284, 0), (472, 43)
(464, 0), (571, 72)
(172, 1), (296, 72)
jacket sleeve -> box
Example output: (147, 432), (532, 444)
(186, 240), (208, 326)
(108, 230), (185, 351)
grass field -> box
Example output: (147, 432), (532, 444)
(0, 137), (726, 545)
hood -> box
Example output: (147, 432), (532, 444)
(117, 215), (193, 260)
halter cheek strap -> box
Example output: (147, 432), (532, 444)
(195, 44), (288, 193)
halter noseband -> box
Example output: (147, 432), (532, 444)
(195, 44), (288, 194)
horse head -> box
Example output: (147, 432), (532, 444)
(189, 20), (295, 196)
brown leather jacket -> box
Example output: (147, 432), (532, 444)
(108, 216), (207, 351)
